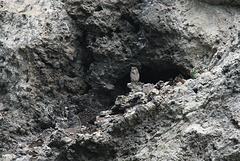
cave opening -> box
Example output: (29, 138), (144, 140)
(116, 73), (132, 94)
(139, 63), (190, 84)
(116, 62), (190, 93)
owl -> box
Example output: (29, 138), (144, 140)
(130, 67), (140, 82)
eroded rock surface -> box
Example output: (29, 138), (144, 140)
(1, 0), (240, 160)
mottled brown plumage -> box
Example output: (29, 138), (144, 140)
(130, 67), (140, 82)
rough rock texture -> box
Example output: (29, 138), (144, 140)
(1, 0), (240, 160)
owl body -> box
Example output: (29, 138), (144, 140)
(130, 67), (140, 82)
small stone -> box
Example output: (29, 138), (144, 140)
(143, 83), (153, 94)
(151, 88), (159, 95)
(0, 103), (7, 111)
(16, 155), (31, 161)
(2, 154), (17, 161)
(62, 137), (72, 144)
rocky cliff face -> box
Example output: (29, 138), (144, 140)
(1, 0), (240, 160)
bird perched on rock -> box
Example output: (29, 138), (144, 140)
(130, 67), (140, 83)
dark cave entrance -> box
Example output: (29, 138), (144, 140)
(117, 62), (190, 91)
(139, 63), (190, 84)
(116, 73), (131, 94)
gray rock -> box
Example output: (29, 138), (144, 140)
(142, 83), (154, 95)
(2, 154), (17, 161)
(61, 137), (72, 144)
(15, 155), (31, 161)
(199, 0), (240, 5)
